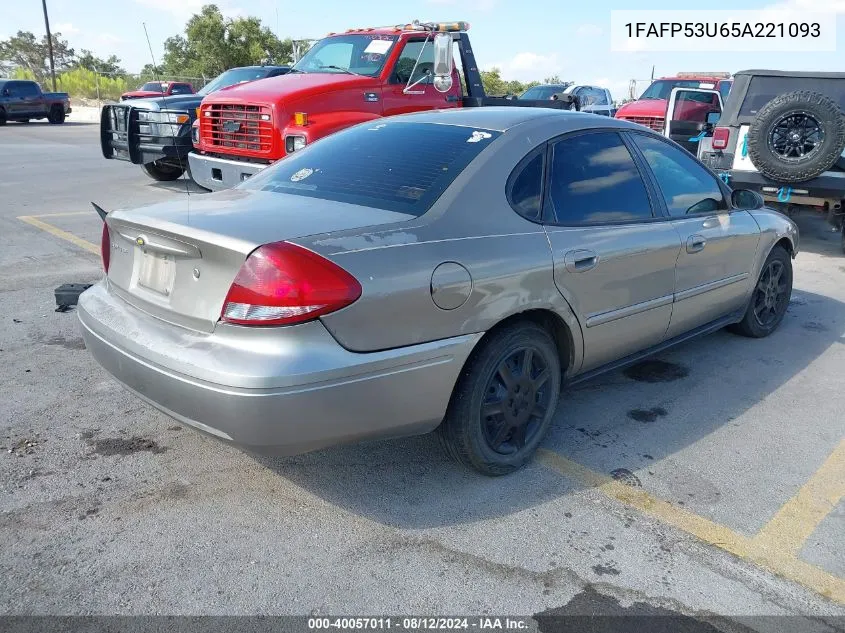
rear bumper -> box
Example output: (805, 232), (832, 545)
(187, 153), (269, 191)
(77, 281), (479, 455)
(707, 165), (845, 201)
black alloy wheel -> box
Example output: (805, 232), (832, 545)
(768, 112), (824, 162)
(481, 347), (553, 455)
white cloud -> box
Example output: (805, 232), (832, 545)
(426, 0), (498, 10)
(491, 51), (563, 81)
(761, 0), (845, 12)
(133, 0), (244, 20)
(98, 33), (121, 45)
(575, 24), (603, 38)
(54, 23), (80, 35)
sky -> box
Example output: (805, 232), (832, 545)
(4, 0), (844, 101)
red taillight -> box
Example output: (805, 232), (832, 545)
(221, 242), (362, 327)
(712, 127), (730, 151)
(101, 223), (111, 273)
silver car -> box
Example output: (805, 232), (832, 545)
(79, 107), (798, 475)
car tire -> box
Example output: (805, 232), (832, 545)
(47, 105), (65, 124)
(437, 321), (561, 476)
(730, 245), (793, 338)
(747, 91), (845, 183)
(141, 160), (185, 181)
(0, 108), (6, 126)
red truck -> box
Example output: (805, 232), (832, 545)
(188, 21), (579, 190)
(615, 73), (733, 132)
(121, 81), (195, 101)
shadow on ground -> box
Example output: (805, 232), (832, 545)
(255, 287), (845, 529)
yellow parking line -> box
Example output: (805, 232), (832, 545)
(29, 211), (91, 218)
(536, 449), (845, 604)
(17, 215), (100, 256)
(753, 440), (845, 557)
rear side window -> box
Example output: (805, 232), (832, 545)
(170, 84), (192, 94)
(741, 76), (845, 115)
(242, 121), (501, 216)
(719, 81), (732, 101)
(631, 133), (726, 217)
(507, 151), (544, 221)
(547, 131), (653, 225)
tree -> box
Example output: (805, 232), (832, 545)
(480, 67), (508, 96)
(159, 5), (292, 78)
(0, 30), (75, 82)
(75, 49), (125, 75)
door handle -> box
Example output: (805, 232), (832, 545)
(702, 217), (721, 229)
(687, 234), (707, 253)
(564, 249), (599, 273)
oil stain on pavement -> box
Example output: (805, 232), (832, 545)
(88, 436), (167, 457)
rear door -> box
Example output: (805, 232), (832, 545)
(543, 130), (682, 372)
(664, 87), (723, 154)
(20, 82), (47, 117)
(381, 38), (462, 116)
(629, 132), (760, 338)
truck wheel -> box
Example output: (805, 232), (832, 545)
(747, 91), (845, 183)
(0, 108), (6, 126)
(730, 246), (793, 338)
(47, 105), (65, 124)
(141, 160), (185, 181)
(437, 321), (561, 476)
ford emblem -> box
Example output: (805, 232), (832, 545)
(222, 120), (241, 133)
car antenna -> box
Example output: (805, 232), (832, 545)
(143, 21), (191, 199)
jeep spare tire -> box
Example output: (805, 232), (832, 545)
(747, 91), (845, 183)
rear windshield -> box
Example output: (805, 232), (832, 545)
(740, 76), (845, 116)
(520, 86), (566, 100)
(240, 122), (501, 215)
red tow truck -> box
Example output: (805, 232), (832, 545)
(188, 20), (579, 190)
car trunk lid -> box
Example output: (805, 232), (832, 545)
(104, 189), (413, 332)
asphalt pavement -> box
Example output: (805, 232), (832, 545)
(1, 121), (844, 628)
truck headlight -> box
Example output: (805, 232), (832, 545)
(285, 135), (307, 153)
(137, 111), (189, 124)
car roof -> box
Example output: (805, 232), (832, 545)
(735, 69), (845, 79)
(386, 106), (640, 133)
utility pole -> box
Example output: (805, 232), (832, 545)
(41, 0), (56, 91)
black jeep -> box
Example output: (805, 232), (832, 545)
(698, 70), (845, 253)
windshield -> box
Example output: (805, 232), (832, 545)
(240, 121), (501, 215)
(519, 86), (567, 100)
(199, 68), (273, 95)
(639, 80), (708, 100)
(140, 82), (165, 92)
(292, 35), (398, 76)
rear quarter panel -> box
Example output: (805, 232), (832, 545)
(743, 208), (799, 300)
(298, 121), (585, 372)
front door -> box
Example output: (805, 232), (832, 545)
(629, 132), (761, 338)
(381, 38), (462, 117)
(663, 87), (723, 155)
(543, 130), (682, 372)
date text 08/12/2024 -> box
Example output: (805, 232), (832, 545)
(307, 618), (530, 630)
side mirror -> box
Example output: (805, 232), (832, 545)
(432, 32), (453, 93)
(706, 111), (721, 125)
(1, 88), (9, 97)
(731, 189), (764, 210)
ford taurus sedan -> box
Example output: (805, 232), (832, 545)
(78, 107), (798, 476)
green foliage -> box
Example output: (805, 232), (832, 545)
(0, 30), (75, 82)
(75, 49), (125, 75)
(479, 68), (543, 97)
(159, 4), (293, 78)
(12, 66), (130, 100)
